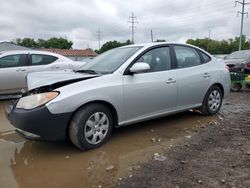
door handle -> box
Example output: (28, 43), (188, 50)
(166, 78), (176, 84)
(203, 73), (211, 78)
(51, 66), (60, 69)
(16, 68), (27, 72)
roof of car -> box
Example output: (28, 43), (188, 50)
(37, 48), (98, 57)
(0, 50), (69, 59)
(120, 42), (199, 49)
(119, 42), (212, 56)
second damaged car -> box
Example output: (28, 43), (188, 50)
(6, 43), (230, 150)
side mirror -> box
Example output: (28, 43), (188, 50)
(129, 62), (150, 74)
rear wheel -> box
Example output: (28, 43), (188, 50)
(200, 86), (223, 115)
(69, 104), (113, 150)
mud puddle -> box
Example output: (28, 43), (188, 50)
(0, 100), (220, 188)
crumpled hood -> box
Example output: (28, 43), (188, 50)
(27, 69), (99, 91)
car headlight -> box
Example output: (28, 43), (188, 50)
(16, 92), (59, 110)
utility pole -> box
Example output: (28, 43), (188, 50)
(97, 30), (102, 52)
(207, 29), (211, 52)
(235, 0), (249, 51)
(128, 12), (138, 43)
(150, 29), (154, 42)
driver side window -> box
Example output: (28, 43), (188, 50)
(136, 47), (171, 72)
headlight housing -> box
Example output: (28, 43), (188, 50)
(16, 92), (59, 110)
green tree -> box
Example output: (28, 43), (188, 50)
(15, 38), (38, 48)
(42, 37), (73, 49)
(14, 37), (73, 49)
(37, 39), (46, 48)
(98, 40), (132, 54)
(186, 35), (250, 54)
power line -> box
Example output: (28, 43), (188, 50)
(235, 0), (250, 50)
(128, 12), (138, 43)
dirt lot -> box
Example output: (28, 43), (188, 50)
(0, 91), (249, 188)
(117, 91), (250, 188)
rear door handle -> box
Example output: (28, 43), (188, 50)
(16, 68), (27, 72)
(203, 73), (211, 78)
(51, 66), (60, 69)
(166, 78), (176, 84)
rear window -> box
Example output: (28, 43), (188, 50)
(200, 51), (211, 63)
(31, 54), (58, 65)
(174, 46), (202, 68)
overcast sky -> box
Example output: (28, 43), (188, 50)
(0, 0), (249, 49)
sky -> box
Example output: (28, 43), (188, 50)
(0, 0), (249, 50)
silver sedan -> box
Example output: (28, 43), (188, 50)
(0, 50), (85, 95)
(6, 43), (231, 150)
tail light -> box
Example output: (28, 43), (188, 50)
(247, 63), (250, 68)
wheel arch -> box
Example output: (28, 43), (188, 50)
(66, 100), (119, 139)
(211, 83), (224, 98)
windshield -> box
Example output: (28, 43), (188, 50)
(78, 46), (141, 74)
(225, 51), (250, 59)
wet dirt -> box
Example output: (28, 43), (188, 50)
(0, 100), (220, 188)
(117, 91), (250, 188)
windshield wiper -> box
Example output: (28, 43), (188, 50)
(75, 69), (98, 74)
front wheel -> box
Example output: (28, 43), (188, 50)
(69, 104), (113, 151)
(200, 86), (223, 115)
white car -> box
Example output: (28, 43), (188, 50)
(0, 50), (85, 95)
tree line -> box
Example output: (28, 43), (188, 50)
(95, 39), (167, 54)
(95, 37), (250, 54)
(13, 37), (73, 49)
(95, 40), (133, 54)
(186, 35), (250, 54)
(12, 36), (250, 55)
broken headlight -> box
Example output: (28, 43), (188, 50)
(16, 92), (59, 110)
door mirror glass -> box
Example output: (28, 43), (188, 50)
(129, 62), (150, 74)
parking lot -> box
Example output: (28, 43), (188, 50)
(0, 98), (221, 188)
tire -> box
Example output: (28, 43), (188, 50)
(200, 85), (223, 116)
(230, 83), (242, 92)
(69, 104), (113, 151)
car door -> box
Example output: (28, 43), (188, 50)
(123, 46), (177, 123)
(28, 54), (61, 73)
(0, 54), (28, 94)
(172, 45), (211, 109)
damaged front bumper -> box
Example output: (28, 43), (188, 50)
(5, 101), (72, 141)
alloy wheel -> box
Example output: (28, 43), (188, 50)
(84, 112), (109, 145)
(208, 90), (221, 112)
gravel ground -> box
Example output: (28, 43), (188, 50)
(117, 91), (250, 188)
